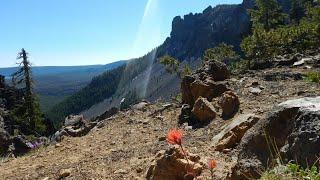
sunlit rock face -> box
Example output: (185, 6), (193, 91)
(157, 0), (291, 61)
(158, 3), (250, 61)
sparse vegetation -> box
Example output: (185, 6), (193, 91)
(305, 71), (320, 83)
(241, 0), (320, 68)
(159, 55), (192, 78)
(261, 162), (320, 180)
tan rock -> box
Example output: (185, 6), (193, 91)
(218, 91), (240, 118)
(58, 168), (71, 179)
(212, 114), (260, 151)
(146, 147), (203, 180)
(192, 97), (216, 122)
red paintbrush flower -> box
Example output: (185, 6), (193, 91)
(167, 128), (183, 145)
(208, 159), (217, 170)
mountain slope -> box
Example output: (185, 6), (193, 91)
(0, 61), (126, 112)
(49, 0), (292, 124)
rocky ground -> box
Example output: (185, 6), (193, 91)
(0, 64), (319, 179)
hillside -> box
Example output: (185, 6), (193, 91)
(1, 61), (319, 179)
(0, 61), (126, 112)
(48, 0), (252, 123)
(49, 0), (294, 124)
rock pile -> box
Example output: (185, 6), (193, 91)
(52, 115), (97, 142)
(180, 60), (239, 123)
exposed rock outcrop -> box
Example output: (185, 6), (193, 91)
(232, 97), (320, 179)
(146, 147), (203, 180)
(181, 60), (230, 107)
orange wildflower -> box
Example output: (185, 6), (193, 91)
(167, 128), (183, 145)
(208, 159), (217, 170)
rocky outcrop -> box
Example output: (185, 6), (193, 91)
(146, 147), (203, 180)
(181, 60), (230, 107)
(158, 3), (251, 60)
(218, 91), (240, 118)
(212, 114), (260, 151)
(95, 107), (118, 121)
(232, 97), (320, 179)
(192, 97), (217, 122)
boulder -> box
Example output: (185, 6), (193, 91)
(203, 60), (230, 81)
(192, 97), (216, 122)
(231, 97), (320, 179)
(218, 91), (240, 118)
(146, 147), (203, 180)
(64, 115), (85, 127)
(132, 101), (149, 111)
(51, 129), (68, 143)
(248, 87), (262, 95)
(212, 114), (260, 151)
(64, 121), (97, 137)
(181, 77), (229, 107)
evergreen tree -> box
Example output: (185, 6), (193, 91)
(203, 43), (240, 64)
(249, 0), (287, 31)
(159, 55), (180, 74)
(290, 0), (305, 23)
(11, 48), (45, 134)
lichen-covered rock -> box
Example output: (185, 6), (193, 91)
(192, 97), (216, 122)
(218, 91), (240, 118)
(146, 147), (203, 180)
(231, 97), (320, 179)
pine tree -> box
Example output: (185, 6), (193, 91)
(290, 0), (305, 23)
(203, 43), (240, 64)
(11, 48), (45, 134)
(249, 0), (287, 31)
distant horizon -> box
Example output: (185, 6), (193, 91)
(0, 0), (242, 68)
(0, 60), (127, 69)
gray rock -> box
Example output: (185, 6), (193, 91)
(64, 114), (85, 127)
(248, 87), (262, 95)
(232, 97), (320, 179)
(132, 101), (149, 111)
(293, 57), (313, 66)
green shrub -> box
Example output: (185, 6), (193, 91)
(305, 71), (320, 83)
(261, 162), (320, 180)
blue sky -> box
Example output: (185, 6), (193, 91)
(0, 0), (242, 67)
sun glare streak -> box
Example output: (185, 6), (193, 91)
(116, 0), (160, 100)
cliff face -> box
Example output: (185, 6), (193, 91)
(158, 0), (291, 61)
(158, 3), (251, 60)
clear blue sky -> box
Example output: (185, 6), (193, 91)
(0, 0), (242, 67)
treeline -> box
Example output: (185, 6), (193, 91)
(241, 0), (320, 68)
(47, 49), (157, 126)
